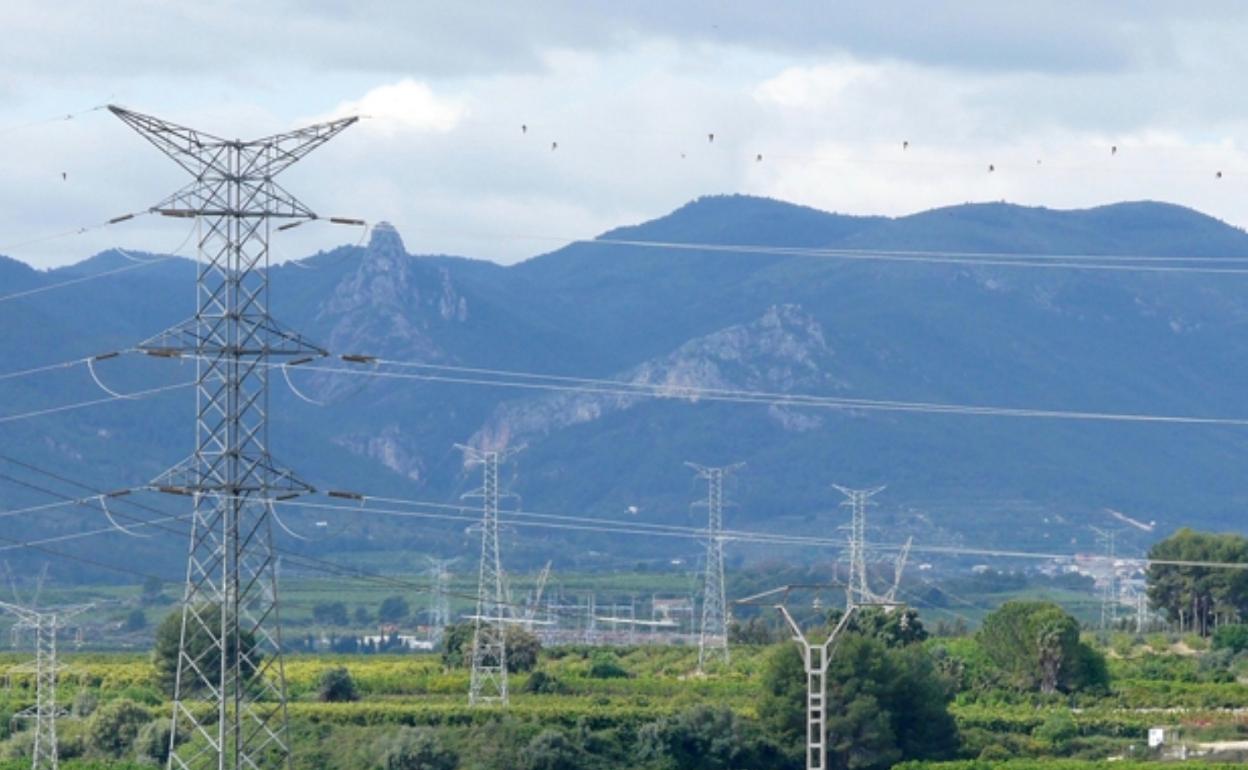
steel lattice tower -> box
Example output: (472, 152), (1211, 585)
(0, 602), (91, 770)
(110, 105), (355, 770)
(1092, 527), (1119, 629)
(426, 558), (454, 648)
(688, 463), (740, 672)
(461, 448), (512, 706)
(834, 485), (885, 609)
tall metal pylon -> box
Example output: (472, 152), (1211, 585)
(1092, 527), (1119, 629)
(425, 558), (455, 647)
(688, 462), (741, 672)
(833, 485), (886, 609)
(0, 601), (92, 770)
(459, 446), (518, 706)
(110, 105), (357, 770)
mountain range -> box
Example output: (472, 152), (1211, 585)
(4, 195), (1248, 580)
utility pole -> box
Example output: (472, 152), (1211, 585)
(459, 446), (517, 706)
(834, 485), (886, 608)
(1091, 527), (1118, 630)
(110, 105), (356, 770)
(688, 462), (741, 672)
(736, 586), (858, 770)
(0, 602), (92, 770)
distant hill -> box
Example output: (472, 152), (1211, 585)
(4, 196), (1248, 581)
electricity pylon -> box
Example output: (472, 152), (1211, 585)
(110, 105), (356, 770)
(1092, 527), (1119, 629)
(688, 463), (741, 672)
(0, 601), (92, 770)
(833, 485), (886, 608)
(425, 558), (455, 647)
(459, 446), (518, 706)
(736, 585), (857, 770)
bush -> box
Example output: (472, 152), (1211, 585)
(522, 671), (568, 695)
(317, 667), (360, 703)
(378, 596), (410, 624)
(1212, 624), (1248, 654)
(72, 690), (99, 718)
(377, 727), (457, 770)
(587, 652), (630, 680)
(135, 719), (175, 766)
(86, 698), (151, 757)
(521, 729), (584, 770)
(1033, 710), (1078, 753)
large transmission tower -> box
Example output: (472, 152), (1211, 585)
(110, 105), (356, 770)
(688, 462), (741, 672)
(460, 446), (517, 706)
(834, 485), (886, 609)
(1092, 527), (1119, 629)
(0, 601), (92, 770)
(425, 558), (455, 647)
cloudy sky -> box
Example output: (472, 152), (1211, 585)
(3, 1), (1248, 268)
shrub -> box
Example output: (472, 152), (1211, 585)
(522, 671), (568, 695)
(86, 698), (151, 757)
(587, 653), (630, 680)
(521, 729), (584, 770)
(1033, 710), (1078, 753)
(317, 667), (360, 703)
(135, 719), (175, 766)
(1212, 624), (1248, 654)
(376, 727), (457, 770)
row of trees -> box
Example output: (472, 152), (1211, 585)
(1146, 528), (1248, 636)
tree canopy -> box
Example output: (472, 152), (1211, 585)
(1146, 528), (1248, 636)
(976, 600), (1106, 694)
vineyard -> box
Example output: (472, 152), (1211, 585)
(0, 620), (1244, 769)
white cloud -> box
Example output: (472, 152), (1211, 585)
(317, 79), (466, 135)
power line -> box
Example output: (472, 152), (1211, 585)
(0, 381), (192, 426)
(0, 218), (196, 304)
(276, 355), (1248, 428)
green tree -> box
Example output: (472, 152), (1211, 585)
(378, 596), (410, 624)
(442, 622), (541, 673)
(1033, 710), (1078, 754)
(317, 666), (360, 703)
(1212, 623), (1248, 653)
(376, 727), (457, 770)
(152, 606), (260, 697)
(1147, 529), (1248, 636)
(86, 698), (151, 757)
(845, 607), (928, 648)
(729, 616), (782, 645)
(759, 633), (957, 770)
(521, 729), (584, 770)
(977, 600), (1105, 694)
(313, 601), (350, 627)
(122, 608), (147, 633)
(640, 705), (749, 770)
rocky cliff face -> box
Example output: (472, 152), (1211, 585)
(312, 222), (468, 402)
(469, 304), (845, 450)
